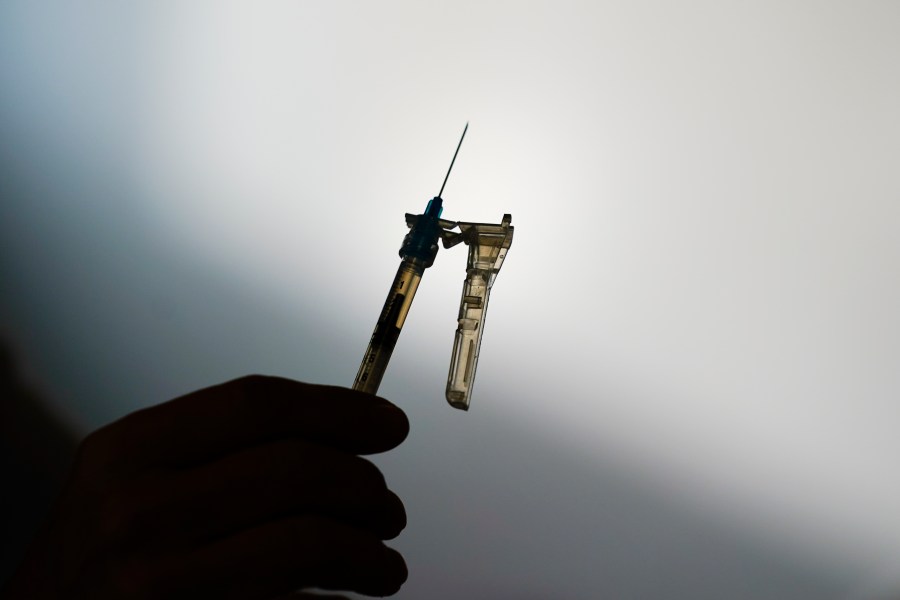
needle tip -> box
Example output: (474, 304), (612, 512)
(438, 123), (470, 198)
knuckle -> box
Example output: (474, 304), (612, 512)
(234, 373), (283, 400)
(231, 374), (266, 408)
(232, 374), (290, 422)
(235, 373), (271, 390)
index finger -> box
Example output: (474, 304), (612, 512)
(85, 375), (409, 473)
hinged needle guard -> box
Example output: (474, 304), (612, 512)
(442, 214), (514, 410)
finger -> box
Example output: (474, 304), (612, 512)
(278, 594), (352, 600)
(83, 376), (409, 474)
(141, 439), (406, 544)
(161, 516), (407, 599)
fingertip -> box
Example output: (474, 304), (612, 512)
(313, 526), (407, 597)
(373, 402), (410, 445)
(377, 490), (407, 541)
(374, 546), (407, 596)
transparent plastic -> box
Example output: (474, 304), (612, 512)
(351, 195), (515, 410)
(353, 258), (425, 394)
(444, 214), (513, 410)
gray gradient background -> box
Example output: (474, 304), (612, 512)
(2, 2), (899, 598)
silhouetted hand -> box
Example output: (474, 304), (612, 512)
(3, 375), (409, 599)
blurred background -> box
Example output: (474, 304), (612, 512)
(2, 2), (899, 598)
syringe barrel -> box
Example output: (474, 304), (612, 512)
(352, 257), (427, 395)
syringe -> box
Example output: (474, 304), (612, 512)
(352, 124), (468, 395)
